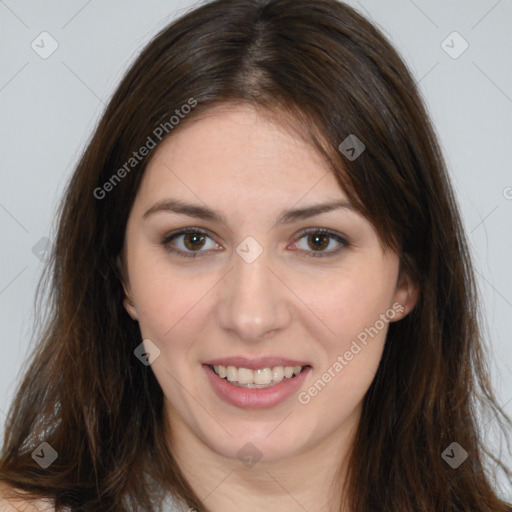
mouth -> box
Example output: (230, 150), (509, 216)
(203, 361), (313, 409)
(206, 363), (312, 389)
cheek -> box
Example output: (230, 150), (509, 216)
(296, 258), (396, 406)
(136, 280), (210, 348)
(299, 275), (391, 413)
(302, 259), (398, 342)
(127, 248), (211, 347)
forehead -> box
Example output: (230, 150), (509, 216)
(137, 104), (346, 206)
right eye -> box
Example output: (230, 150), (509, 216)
(161, 228), (222, 258)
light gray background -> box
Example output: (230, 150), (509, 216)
(1, 0), (511, 499)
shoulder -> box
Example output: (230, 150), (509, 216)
(0, 482), (55, 512)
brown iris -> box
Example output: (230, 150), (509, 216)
(183, 232), (206, 251)
(307, 233), (329, 251)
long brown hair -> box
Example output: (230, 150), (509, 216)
(1, 0), (511, 510)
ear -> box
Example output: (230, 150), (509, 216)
(123, 294), (139, 321)
(116, 253), (139, 322)
(390, 271), (418, 322)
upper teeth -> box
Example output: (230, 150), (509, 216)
(213, 365), (303, 387)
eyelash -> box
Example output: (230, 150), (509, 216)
(161, 227), (349, 259)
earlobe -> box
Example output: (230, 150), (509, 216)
(391, 275), (419, 322)
(123, 295), (139, 321)
(116, 254), (138, 321)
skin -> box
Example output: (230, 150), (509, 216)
(120, 104), (418, 512)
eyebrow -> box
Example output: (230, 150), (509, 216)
(143, 198), (356, 227)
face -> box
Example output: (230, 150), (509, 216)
(121, 104), (416, 465)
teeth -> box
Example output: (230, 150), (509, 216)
(211, 364), (305, 388)
(226, 365), (237, 382)
(237, 367), (254, 385)
(272, 366), (284, 383)
(254, 367), (272, 385)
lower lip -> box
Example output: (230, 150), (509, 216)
(203, 365), (311, 409)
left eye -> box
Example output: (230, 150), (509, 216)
(292, 229), (348, 257)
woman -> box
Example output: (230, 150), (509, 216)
(1, 0), (511, 510)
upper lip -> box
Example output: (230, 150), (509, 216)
(203, 356), (312, 370)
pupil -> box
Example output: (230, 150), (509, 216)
(309, 233), (328, 251)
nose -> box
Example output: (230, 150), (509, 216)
(216, 250), (292, 342)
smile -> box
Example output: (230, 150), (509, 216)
(203, 363), (312, 409)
